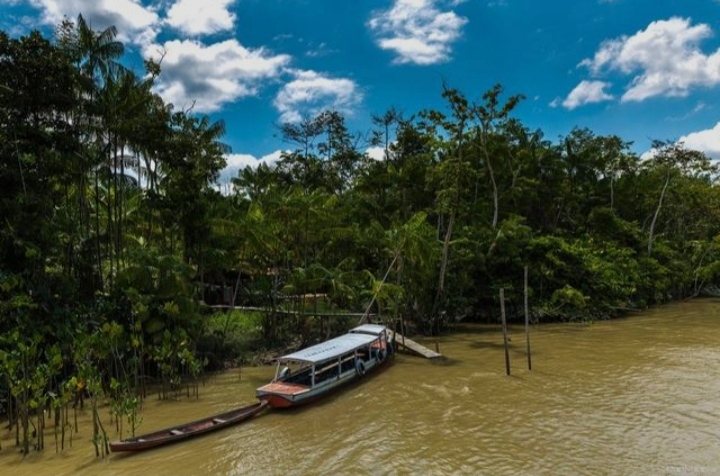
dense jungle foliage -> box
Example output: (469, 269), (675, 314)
(1, 18), (719, 454)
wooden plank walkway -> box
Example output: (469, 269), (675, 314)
(388, 330), (442, 359)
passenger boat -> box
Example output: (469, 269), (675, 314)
(256, 324), (394, 409)
(109, 401), (268, 452)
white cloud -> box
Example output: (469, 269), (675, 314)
(165, 0), (236, 36)
(367, 0), (468, 65)
(679, 123), (720, 159)
(639, 148), (657, 162)
(219, 150), (283, 183)
(665, 102), (707, 122)
(366, 146), (386, 161)
(580, 17), (720, 102)
(305, 42), (337, 58)
(145, 39), (290, 113)
(29, 0), (159, 47)
(273, 70), (362, 123)
(560, 80), (613, 109)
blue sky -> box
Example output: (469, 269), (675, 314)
(2, 0), (720, 183)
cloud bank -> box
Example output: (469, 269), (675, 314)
(561, 17), (720, 108)
(368, 0), (468, 65)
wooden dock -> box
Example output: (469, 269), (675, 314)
(388, 330), (442, 359)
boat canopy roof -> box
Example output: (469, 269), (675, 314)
(280, 332), (380, 364)
(350, 324), (387, 336)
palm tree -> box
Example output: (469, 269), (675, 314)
(72, 14), (125, 88)
(55, 15), (127, 291)
(157, 111), (229, 268)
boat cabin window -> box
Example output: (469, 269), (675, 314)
(273, 360), (311, 384)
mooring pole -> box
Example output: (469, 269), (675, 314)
(401, 315), (406, 349)
(524, 265), (532, 371)
(500, 288), (510, 376)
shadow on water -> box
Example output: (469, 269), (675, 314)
(449, 323), (506, 334)
(238, 373), (268, 388)
(423, 356), (463, 366)
(468, 340), (522, 350)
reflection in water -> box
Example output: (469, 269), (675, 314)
(1, 299), (719, 476)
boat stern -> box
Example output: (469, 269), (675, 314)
(256, 381), (311, 408)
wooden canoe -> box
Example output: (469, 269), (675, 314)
(109, 400), (268, 453)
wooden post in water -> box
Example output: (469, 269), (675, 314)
(401, 314), (406, 349)
(524, 265), (532, 371)
(500, 288), (511, 376)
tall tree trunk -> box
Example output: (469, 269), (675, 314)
(95, 167), (103, 289)
(433, 208), (456, 331)
(486, 151), (499, 229)
(648, 169), (670, 256)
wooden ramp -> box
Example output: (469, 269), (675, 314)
(388, 330), (442, 359)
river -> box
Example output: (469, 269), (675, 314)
(2, 299), (719, 475)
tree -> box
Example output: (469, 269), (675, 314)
(370, 106), (404, 161)
(471, 84), (525, 230)
(159, 111), (228, 265)
(643, 141), (712, 256)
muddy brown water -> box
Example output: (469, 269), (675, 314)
(2, 299), (719, 475)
